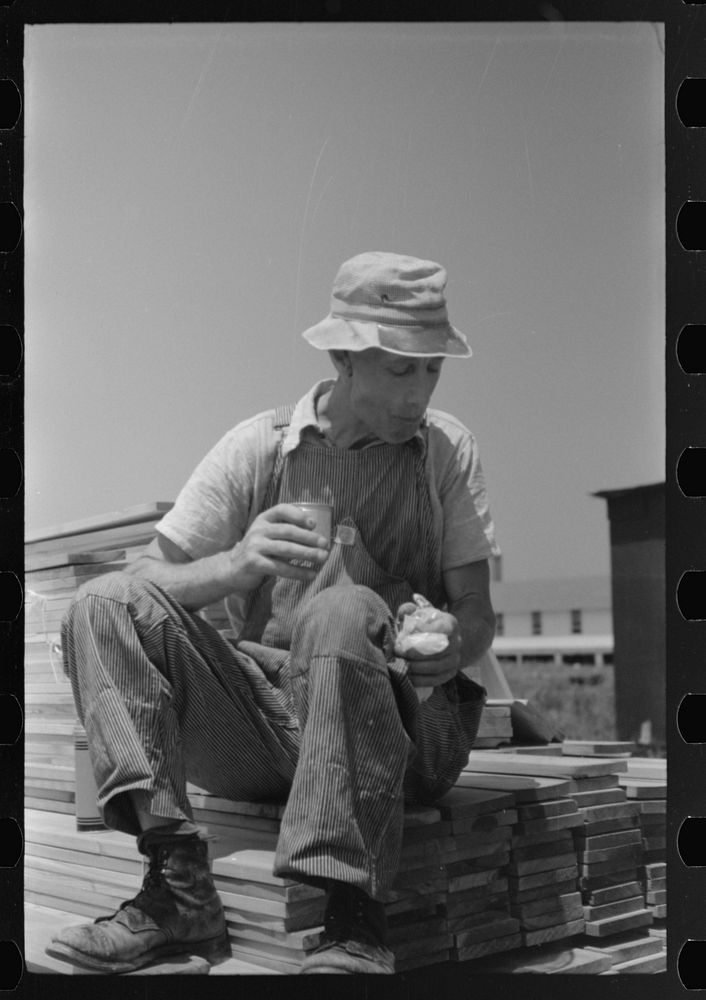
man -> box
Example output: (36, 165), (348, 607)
(48, 251), (499, 975)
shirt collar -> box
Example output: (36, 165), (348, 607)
(281, 379), (428, 457)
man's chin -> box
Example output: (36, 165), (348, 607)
(385, 425), (420, 444)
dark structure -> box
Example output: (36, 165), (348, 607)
(594, 482), (665, 749)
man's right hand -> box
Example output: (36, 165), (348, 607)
(227, 503), (331, 591)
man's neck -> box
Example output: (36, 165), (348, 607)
(316, 380), (374, 450)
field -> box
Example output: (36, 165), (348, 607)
(499, 661), (617, 742)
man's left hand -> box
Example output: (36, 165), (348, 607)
(394, 605), (462, 688)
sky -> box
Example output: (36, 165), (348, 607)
(24, 21), (665, 582)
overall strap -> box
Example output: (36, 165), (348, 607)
(259, 404), (296, 513)
(273, 404), (296, 430)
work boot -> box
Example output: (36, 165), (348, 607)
(300, 881), (395, 974)
(46, 831), (230, 973)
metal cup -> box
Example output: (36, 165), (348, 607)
(292, 502), (333, 569)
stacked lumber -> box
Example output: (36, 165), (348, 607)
(422, 787), (519, 966)
(25, 503), (173, 560)
(457, 767), (585, 948)
(460, 752), (650, 948)
(25, 507), (171, 813)
(588, 931), (667, 974)
(618, 758), (667, 922)
(211, 849), (326, 973)
(25, 551), (129, 641)
(25, 809), (144, 920)
(383, 805), (452, 970)
(474, 701), (513, 748)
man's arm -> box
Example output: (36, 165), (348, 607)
(444, 558), (496, 668)
(125, 503), (331, 612)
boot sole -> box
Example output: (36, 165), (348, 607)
(46, 929), (231, 974)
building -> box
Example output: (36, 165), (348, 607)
(490, 575), (613, 667)
(593, 482), (665, 748)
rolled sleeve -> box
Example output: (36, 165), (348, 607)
(425, 411), (501, 572)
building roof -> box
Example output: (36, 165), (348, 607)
(490, 576), (611, 614)
(593, 481), (664, 500)
(493, 634), (613, 655)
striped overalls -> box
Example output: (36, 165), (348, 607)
(62, 413), (485, 899)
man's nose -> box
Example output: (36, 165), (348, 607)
(403, 388), (429, 415)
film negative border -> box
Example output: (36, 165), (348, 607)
(0, 6), (23, 997)
(0, 2), (703, 999)
(668, 4), (706, 994)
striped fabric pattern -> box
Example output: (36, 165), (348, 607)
(61, 414), (484, 901)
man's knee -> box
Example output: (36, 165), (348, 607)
(291, 586), (394, 671)
(68, 571), (143, 615)
(300, 585), (390, 632)
(63, 572), (157, 643)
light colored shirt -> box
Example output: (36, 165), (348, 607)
(156, 379), (500, 629)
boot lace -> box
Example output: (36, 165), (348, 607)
(96, 845), (168, 923)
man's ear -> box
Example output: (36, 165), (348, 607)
(329, 350), (352, 377)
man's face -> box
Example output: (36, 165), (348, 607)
(346, 348), (444, 444)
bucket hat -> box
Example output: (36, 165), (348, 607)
(301, 251), (471, 358)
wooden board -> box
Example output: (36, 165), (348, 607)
(511, 879), (578, 907)
(452, 913), (521, 948)
(574, 828), (642, 852)
(512, 812), (584, 839)
(583, 895), (648, 922)
(446, 893), (510, 925)
(521, 917), (585, 947)
(222, 892), (325, 929)
(510, 831), (574, 862)
(562, 741), (635, 757)
(583, 931), (664, 964)
(570, 788), (627, 808)
(443, 867), (508, 897)
(508, 851), (578, 878)
(451, 931), (523, 963)
(474, 943), (612, 975)
(582, 908), (653, 937)
(25, 503), (173, 546)
(508, 864), (579, 893)
(464, 751), (628, 779)
(581, 815), (640, 838)
(187, 791), (287, 819)
(512, 892), (584, 929)
(516, 798), (579, 821)
(26, 549), (128, 573)
(625, 758), (666, 780)
(448, 810), (517, 837)
(612, 952), (667, 973)
(568, 775), (620, 793)
(436, 786), (515, 818)
(577, 801), (641, 824)
(619, 778), (666, 799)
(455, 771), (572, 802)
(212, 849), (306, 887)
(579, 868), (640, 893)
(584, 881), (644, 907)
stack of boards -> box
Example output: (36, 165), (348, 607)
(25, 500), (230, 663)
(24, 505), (666, 975)
(461, 748), (666, 974)
(619, 757), (667, 925)
(26, 753), (666, 976)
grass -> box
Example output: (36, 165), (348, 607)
(499, 661), (617, 742)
